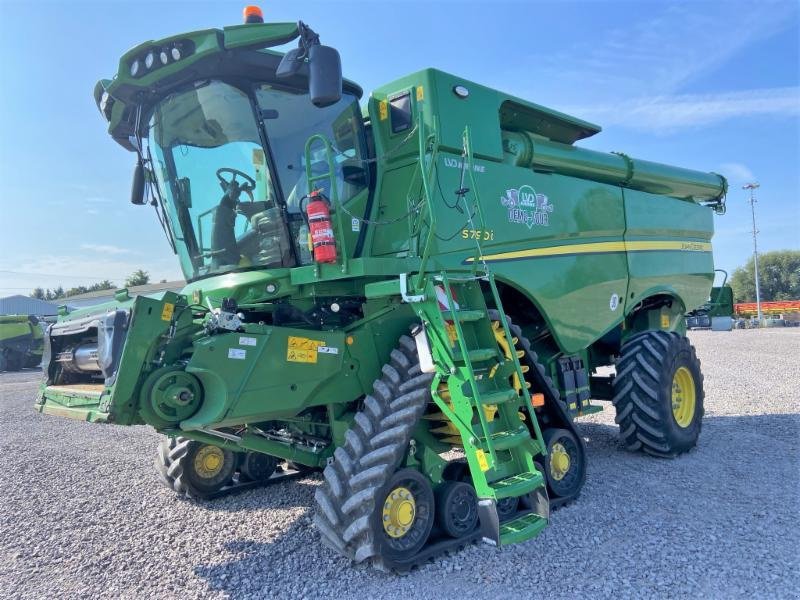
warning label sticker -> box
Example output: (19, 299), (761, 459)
(161, 303), (175, 321)
(287, 336), (323, 364)
(287, 336), (340, 363)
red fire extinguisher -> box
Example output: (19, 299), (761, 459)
(306, 189), (337, 264)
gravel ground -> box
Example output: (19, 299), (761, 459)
(1, 329), (798, 599)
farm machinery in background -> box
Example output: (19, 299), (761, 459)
(35, 6), (726, 571)
(0, 315), (43, 372)
(686, 270), (734, 331)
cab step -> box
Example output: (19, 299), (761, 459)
(475, 388), (519, 406)
(440, 309), (486, 322)
(454, 348), (498, 363)
(499, 512), (548, 545)
(478, 427), (530, 451)
(490, 471), (544, 500)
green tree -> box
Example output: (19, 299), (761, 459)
(31, 287), (45, 300)
(729, 249), (800, 303)
(46, 286), (65, 301)
(125, 269), (150, 288)
(89, 280), (115, 292)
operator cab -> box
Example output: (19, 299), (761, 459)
(146, 79), (369, 280)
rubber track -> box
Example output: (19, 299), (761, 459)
(611, 330), (704, 458)
(313, 335), (435, 570)
(489, 310), (587, 508)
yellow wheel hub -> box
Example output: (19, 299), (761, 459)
(382, 486), (416, 538)
(549, 442), (571, 481)
(194, 445), (225, 479)
(671, 366), (697, 428)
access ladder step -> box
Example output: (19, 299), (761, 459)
(454, 348), (498, 363)
(490, 471), (545, 500)
(440, 309), (486, 322)
(479, 427), (530, 451)
(476, 388), (519, 406)
(499, 512), (548, 546)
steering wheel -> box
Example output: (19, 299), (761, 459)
(216, 168), (256, 202)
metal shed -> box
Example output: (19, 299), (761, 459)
(0, 295), (60, 316)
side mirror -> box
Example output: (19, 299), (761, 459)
(308, 45), (342, 108)
(276, 47), (304, 78)
(131, 159), (146, 205)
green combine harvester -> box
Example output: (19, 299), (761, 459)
(35, 7), (726, 570)
(1, 315), (43, 372)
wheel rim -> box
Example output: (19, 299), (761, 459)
(549, 442), (571, 481)
(671, 366), (696, 428)
(379, 473), (434, 558)
(444, 483), (478, 536)
(545, 432), (582, 497)
(194, 445), (225, 478)
(382, 486), (416, 538)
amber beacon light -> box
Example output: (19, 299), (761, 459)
(243, 5), (264, 23)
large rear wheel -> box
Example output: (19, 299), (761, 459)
(612, 331), (704, 457)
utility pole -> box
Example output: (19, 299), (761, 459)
(742, 183), (763, 324)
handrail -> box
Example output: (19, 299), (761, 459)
(304, 133), (349, 274)
(412, 93), (440, 289)
(461, 126), (490, 275)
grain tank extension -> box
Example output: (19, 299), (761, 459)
(35, 8), (725, 571)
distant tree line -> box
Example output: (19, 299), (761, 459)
(730, 250), (800, 303)
(29, 269), (151, 301)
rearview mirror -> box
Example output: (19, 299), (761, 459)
(276, 47), (304, 78)
(308, 45), (342, 108)
(131, 159), (146, 205)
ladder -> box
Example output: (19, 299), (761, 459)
(414, 272), (549, 546)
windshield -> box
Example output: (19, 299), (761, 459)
(147, 79), (368, 281)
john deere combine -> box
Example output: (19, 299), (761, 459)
(35, 7), (726, 570)
(1, 315), (43, 371)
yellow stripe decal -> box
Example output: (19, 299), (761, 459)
(465, 240), (711, 263)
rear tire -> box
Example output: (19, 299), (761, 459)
(4, 351), (23, 371)
(155, 437), (236, 499)
(612, 331), (704, 457)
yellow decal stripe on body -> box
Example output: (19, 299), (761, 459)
(465, 240), (712, 263)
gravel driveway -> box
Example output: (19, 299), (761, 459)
(1, 329), (798, 599)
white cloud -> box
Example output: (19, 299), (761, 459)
(527, 3), (797, 102)
(562, 87), (800, 133)
(79, 243), (135, 255)
(85, 197), (113, 204)
(718, 162), (756, 185)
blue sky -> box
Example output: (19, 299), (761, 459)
(0, 0), (797, 294)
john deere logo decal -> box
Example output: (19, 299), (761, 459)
(501, 185), (553, 228)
